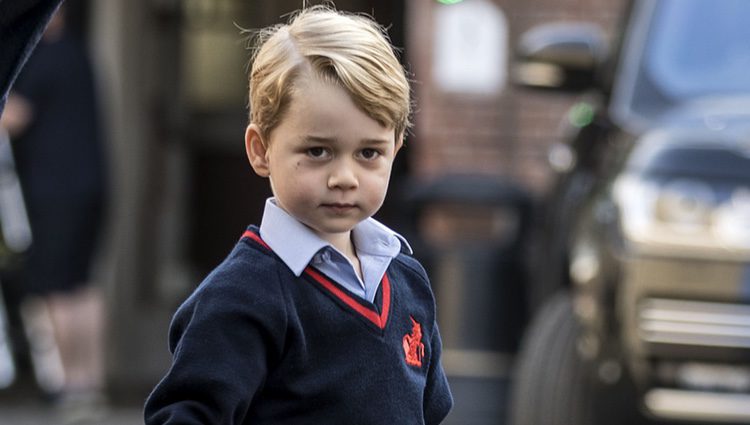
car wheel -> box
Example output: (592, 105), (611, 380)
(508, 291), (648, 425)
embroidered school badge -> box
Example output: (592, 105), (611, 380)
(402, 316), (425, 367)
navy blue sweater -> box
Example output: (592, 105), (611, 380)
(144, 226), (453, 424)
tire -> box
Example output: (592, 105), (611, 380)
(508, 291), (601, 425)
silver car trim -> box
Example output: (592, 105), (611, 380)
(645, 388), (750, 422)
(639, 298), (750, 348)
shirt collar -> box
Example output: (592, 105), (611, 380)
(259, 198), (411, 276)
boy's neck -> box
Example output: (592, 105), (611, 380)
(322, 231), (355, 259)
(319, 230), (363, 281)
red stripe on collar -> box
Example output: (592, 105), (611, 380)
(304, 267), (391, 330)
(242, 228), (391, 330)
(242, 230), (271, 250)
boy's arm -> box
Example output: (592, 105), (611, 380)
(423, 321), (454, 424)
(144, 273), (286, 425)
(397, 253), (454, 424)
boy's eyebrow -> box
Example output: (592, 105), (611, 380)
(302, 135), (392, 145)
(302, 135), (335, 144)
(361, 137), (392, 146)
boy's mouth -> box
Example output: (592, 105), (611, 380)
(321, 203), (357, 214)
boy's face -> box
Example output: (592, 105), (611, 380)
(246, 77), (402, 245)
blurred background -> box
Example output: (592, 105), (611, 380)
(7, 0), (750, 424)
(0, 0), (625, 422)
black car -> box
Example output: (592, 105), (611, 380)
(509, 1), (750, 424)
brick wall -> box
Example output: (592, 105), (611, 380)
(406, 0), (626, 194)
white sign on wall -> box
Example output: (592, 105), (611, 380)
(432, 0), (508, 95)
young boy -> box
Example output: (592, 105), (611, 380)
(144, 6), (453, 424)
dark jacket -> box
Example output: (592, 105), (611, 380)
(0, 0), (63, 115)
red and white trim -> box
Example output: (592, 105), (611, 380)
(242, 229), (391, 330)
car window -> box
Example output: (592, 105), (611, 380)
(647, 0), (750, 99)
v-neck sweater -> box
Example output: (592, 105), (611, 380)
(144, 226), (453, 425)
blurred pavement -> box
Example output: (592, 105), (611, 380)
(0, 401), (142, 425)
(0, 378), (509, 425)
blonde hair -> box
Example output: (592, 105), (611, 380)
(248, 6), (411, 141)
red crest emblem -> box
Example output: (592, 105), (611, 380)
(402, 316), (425, 367)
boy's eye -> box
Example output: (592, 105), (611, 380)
(359, 148), (381, 160)
(307, 147), (329, 159)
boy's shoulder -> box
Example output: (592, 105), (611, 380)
(167, 226), (289, 352)
(390, 251), (437, 304)
(392, 251), (429, 282)
(190, 226), (283, 298)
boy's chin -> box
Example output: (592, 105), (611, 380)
(310, 224), (357, 236)
(305, 220), (360, 238)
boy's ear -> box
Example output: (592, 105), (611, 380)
(394, 133), (404, 155)
(245, 124), (270, 177)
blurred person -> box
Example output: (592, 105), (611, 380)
(0, 4), (108, 422)
(0, 0), (62, 405)
(144, 5), (452, 425)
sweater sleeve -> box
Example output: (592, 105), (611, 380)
(144, 260), (286, 425)
(423, 320), (453, 424)
(397, 254), (454, 424)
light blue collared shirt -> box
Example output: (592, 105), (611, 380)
(259, 198), (412, 303)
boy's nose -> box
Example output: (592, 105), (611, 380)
(327, 162), (358, 190)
